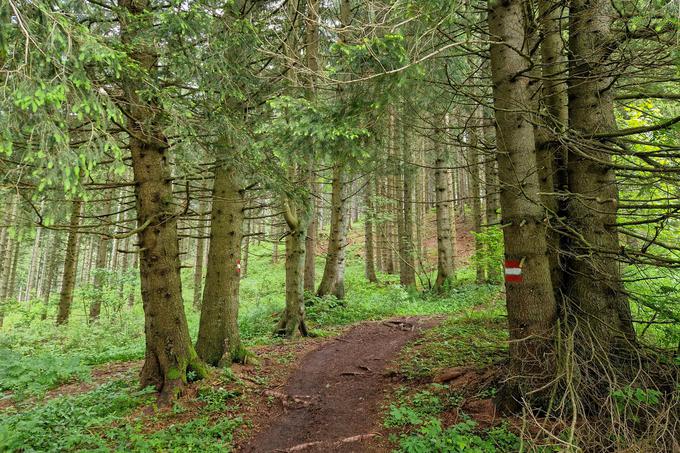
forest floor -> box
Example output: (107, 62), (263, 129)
(238, 316), (440, 452)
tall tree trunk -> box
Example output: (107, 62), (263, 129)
(565, 0), (635, 346)
(399, 113), (416, 287)
(56, 199), (82, 325)
(316, 164), (348, 298)
(24, 219), (43, 303)
(488, 0), (557, 409)
(277, 167), (313, 338)
(196, 164), (245, 365)
(468, 109), (485, 283)
(364, 178), (378, 283)
(192, 195), (207, 309)
(40, 232), (61, 320)
(0, 195), (19, 303)
(119, 0), (206, 400)
(434, 128), (456, 290)
(483, 110), (501, 282)
(304, 180), (318, 292)
(89, 199), (112, 321)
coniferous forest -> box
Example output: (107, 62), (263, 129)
(1, 0), (679, 451)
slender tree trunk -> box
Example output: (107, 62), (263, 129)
(483, 110), (501, 282)
(119, 0), (206, 400)
(40, 232), (61, 320)
(434, 128), (456, 290)
(565, 0), (635, 346)
(196, 164), (245, 365)
(364, 178), (378, 283)
(304, 180), (318, 292)
(56, 199), (82, 325)
(277, 167), (313, 338)
(488, 0), (557, 409)
(468, 109), (485, 283)
(0, 196), (19, 303)
(24, 220), (43, 303)
(399, 114), (416, 287)
(192, 195), (207, 309)
(316, 164), (348, 298)
(88, 235), (109, 321)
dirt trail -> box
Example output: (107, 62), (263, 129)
(239, 317), (438, 453)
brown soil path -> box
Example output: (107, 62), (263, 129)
(238, 317), (438, 453)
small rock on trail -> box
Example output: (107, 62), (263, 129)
(238, 317), (438, 453)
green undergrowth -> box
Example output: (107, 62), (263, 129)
(383, 384), (520, 453)
(397, 306), (508, 381)
(0, 368), (248, 452)
(382, 300), (527, 452)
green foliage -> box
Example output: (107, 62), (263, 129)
(398, 313), (507, 381)
(611, 386), (663, 423)
(196, 386), (241, 413)
(108, 416), (244, 452)
(0, 349), (89, 398)
(0, 380), (153, 452)
(470, 227), (504, 284)
(396, 419), (520, 453)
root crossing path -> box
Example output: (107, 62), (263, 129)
(239, 317), (438, 453)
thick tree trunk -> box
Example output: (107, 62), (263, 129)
(56, 199), (82, 325)
(196, 164), (245, 365)
(565, 0), (635, 347)
(364, 180), (378, 283)
(489, 0), (557, 409)
(242, 219), (250, 279)
(434, 130), (456, 290)
(119, 0), (206, 401)
(316, 164), (348, 298)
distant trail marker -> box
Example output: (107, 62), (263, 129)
(236, 259), (241, 275)
(504, 259), (523, 283)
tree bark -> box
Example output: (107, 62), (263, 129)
(316, 164), (348, 298)
(364, 177), (378, 283)
(399, 113), (416, 287)
(119, 0), (206, 400)
(192, 194), (208, 309)
(468, 108), (485, 283)
(89, 199), (112, 321)
(488, 0), (557, 409)
(276, 166), (313, 338)
(196, 164), (245, 365)
(56, 199), (82, 325)
(483, 110), (501, 282)
(565, 0), (636, 347)
(40, 232), (61, 320)
(434, 128), (456, 290)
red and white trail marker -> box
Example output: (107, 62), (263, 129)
(504, 259), (523, 283)
(236, 259), (241, 274)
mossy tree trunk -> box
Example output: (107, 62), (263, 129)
(316, 164), (348, 299)
(196, 163), (246, 365)
(119, 0), (206, 402)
